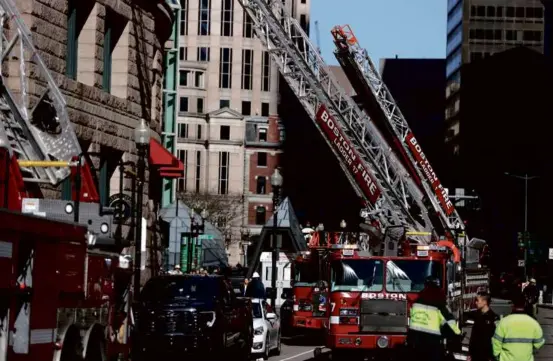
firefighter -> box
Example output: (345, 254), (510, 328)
(407, 276), (462, 361)
(245, 272), (266, 299)
(492, 292), (544, 361)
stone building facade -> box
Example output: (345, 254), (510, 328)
(14, 0), (175, 275)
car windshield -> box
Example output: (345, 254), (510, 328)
(140, 276), (218, 303)
(252, 303), (263, 319)
(331, 259), (384, 292)
(385, 260), (443, 293)
(294, 260), (318, 286)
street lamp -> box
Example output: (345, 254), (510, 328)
(340, 219), (347, 229)
(133, 118), (149, 299)
(504, 172), (540, 279)
(240, 226), (251, 267)
(188, 209), (208, 272)
(270, 168), (283, 308)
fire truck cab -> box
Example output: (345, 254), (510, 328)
(323, 240), (466, 358)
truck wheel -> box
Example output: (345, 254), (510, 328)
(313, 347), (322, 359)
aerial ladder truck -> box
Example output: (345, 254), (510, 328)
(0, 1), (133, 360)
(236, 0), (487, 356)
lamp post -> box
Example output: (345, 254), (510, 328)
(189, 209), (208, 272)
(240, 226), (251, 267)
(270, 168), (283, 308)
(340, 219), (346, 244)
(133, 118), (150, 299)
(504, 172), (539, 279)
(316, 223), (325, 246)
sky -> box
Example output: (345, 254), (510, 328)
(310, 0), (447, 65)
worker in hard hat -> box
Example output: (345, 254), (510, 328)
(245, 271), (266, 299)
(407, 276), (463, 360)
(523, 278), (539, 319)
(168, 264), (183, 275)
(492, 292), (544, 361)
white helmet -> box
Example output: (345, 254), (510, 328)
(252, 272), (260, 278)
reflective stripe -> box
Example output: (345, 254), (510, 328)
(500, 337), (543, 344)
(409, 303), (441, 335)
(409, 324), (441, 335)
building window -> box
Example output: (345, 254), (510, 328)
(242, 101), (251, 115)
(103, 10), (114, 92)
(179, 97), (189, 112)
(243, 11), (254, 38)
(218, 152), (230, 195)
(99, 157), (109, 206)
(197, 98), (204, 114)
(179, 47), (187, 61)
(66, 0), (81, 79)
(261, 51), (271, 92)
(219, 48), (233, 88)
(257, 152), (267, 167)
(242, 49), (254, 90)
(255, 206), (266, 225)
(198, 47), (210, 61)
(256, 176), (266, 194)
(180, 0), (188, 35)
(198, 0), (211, 36)
(195, 151), (201, 192)
(220, 99), (230, 108)
(177, 149), (188, 191)
(221, 0), (233, 37)
(300, 14), (307, 31)
(194, 71), (204, 88)
(179, 70), (189, 86)
(261, 102), (269, 116)
(259, 128), (267, 142)
(178, 123), (189, 138)
(220, 125), (230, 140)
(197, 124), (202, 139)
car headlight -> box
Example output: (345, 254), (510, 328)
(254, 326), (264, 335)
(200, 311), (216, 327)
(339, 308), (358, 316)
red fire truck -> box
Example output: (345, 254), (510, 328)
(0, 0), (133, 360)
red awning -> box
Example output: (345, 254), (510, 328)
(149, 139), (184, 179)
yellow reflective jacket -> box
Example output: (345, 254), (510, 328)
(492, 312), (544, 361)
(409, 302), (461, 336)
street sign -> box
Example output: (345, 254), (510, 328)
(549, 248), (553, 260)
(518, 259), (525, 267)
(108, 193), (132, 224)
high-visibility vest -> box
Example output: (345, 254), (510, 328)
(492, 313), (544, 361)
(409, 302), (461, 336)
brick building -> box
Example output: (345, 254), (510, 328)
(15, 0), (177, 275)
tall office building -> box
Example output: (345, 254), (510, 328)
(175, 0), (310, 263)
(446, 0), (544, 154)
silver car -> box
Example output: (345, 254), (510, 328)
(251, 298), (282, 360)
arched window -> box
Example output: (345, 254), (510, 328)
(255, 206), (266, 225)
(256, 176), (266, 194)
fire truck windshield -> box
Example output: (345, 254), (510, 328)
(294, 261), (318, 286)
(385, 260), (443, 293)
(330, 259), (384, 292)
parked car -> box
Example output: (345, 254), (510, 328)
(136, 274), (252, 360)
(251, 298), (282, 360)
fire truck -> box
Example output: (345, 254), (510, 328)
(237, 1), (488, 358)
(0, 0), (132, 360)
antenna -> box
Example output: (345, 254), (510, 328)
(315, 20), (321, 55)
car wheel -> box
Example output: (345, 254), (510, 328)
(263, 335), (270, 360)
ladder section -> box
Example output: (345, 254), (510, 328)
(0, 0), (81, 185)
(331, 24), (464, 232)
(237, 0), (433, 240)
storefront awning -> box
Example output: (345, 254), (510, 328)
(148, 139), (184, 179)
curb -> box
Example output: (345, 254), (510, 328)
(538, 304), (553, 310)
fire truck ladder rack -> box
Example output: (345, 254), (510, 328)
(331, 25), (464, 233)
(0, 0), (81, 185)
(237, 0), (434, 243)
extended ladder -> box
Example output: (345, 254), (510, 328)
(331, 25), (464, 232)
(237, 0), (434, 241)
(0, 0), (81, 185)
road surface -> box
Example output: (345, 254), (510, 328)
(269, 302), (553, 361)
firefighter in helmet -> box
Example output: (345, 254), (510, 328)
(407, 276), (463, 361)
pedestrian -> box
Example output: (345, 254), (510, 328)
(523, 278), (539, 319)
(245, 272), (266, 299)
(492, 292), (544, 361)
(407, 276), (463, 361)
(467, 291), (499, 361)
(168, 264), (183, 275)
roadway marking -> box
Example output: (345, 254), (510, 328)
(277, 348), (317, 361)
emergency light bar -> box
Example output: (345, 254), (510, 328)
(330, 244), (358, 250)
(416, 244), (449, 257)
(300, 251), (311, 258)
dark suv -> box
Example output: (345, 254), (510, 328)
(136, 275), (253, 360)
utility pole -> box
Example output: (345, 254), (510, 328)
(505, 172), (539, 279)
